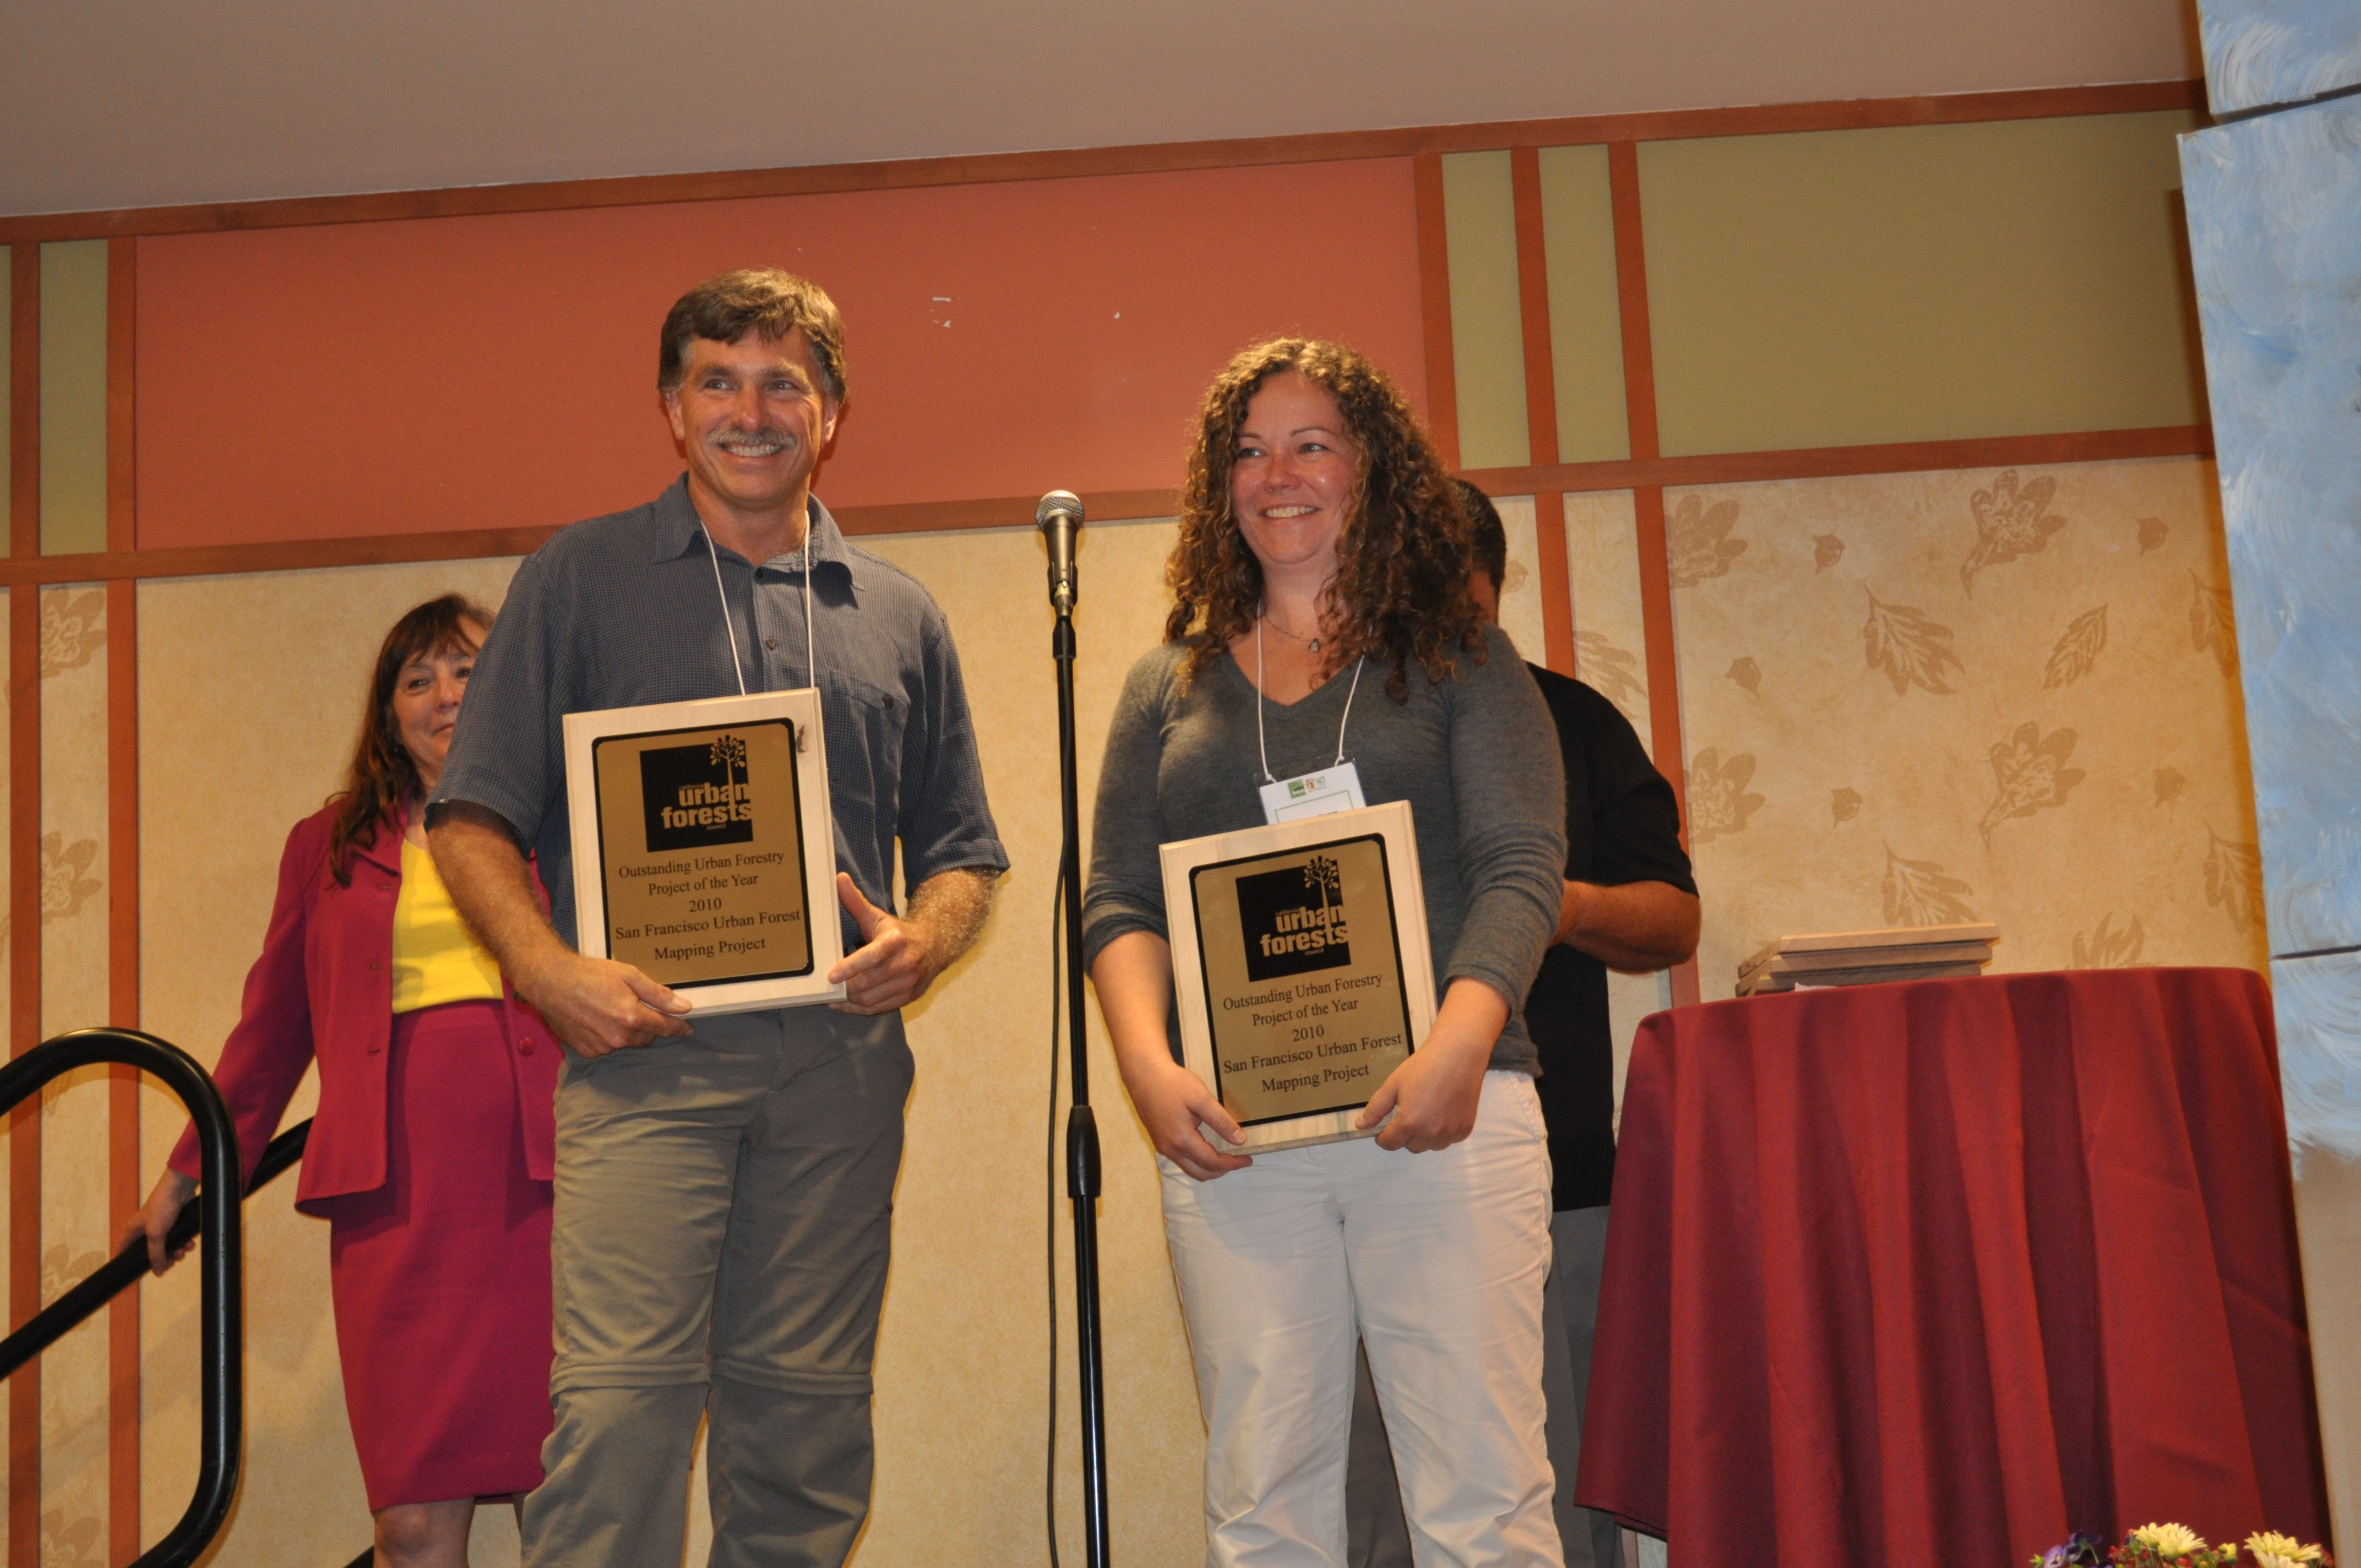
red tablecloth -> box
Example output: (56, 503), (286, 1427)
(1575, 967), (2332, 1565)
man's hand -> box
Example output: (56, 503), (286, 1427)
(428, 802), (692, 1057)
(1356, 978), (1506, 1152)
(513, 946), (693, 1058)
(828, 867), (995, 1016)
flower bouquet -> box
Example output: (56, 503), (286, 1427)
(2031, 1525), (2333, 1568)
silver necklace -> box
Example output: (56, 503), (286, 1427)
(1260, 606), (1323, 653)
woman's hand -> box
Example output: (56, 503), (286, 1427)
(125, 1169), (200, 1275)
(1126, 1052), (1253, 1182)
(1090, 930), (1252, 1182)
(1357, 978), (1509, 1153)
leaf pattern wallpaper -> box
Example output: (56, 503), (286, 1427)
(31, 584), (116, 1558)
(1960, 469), (2068, 592)
(1562, 492), (1658, 749)
(1647, 458), (2268, 1000)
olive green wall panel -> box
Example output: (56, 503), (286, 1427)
(1442, 150), (1530, 470)
(1639, 110), (2206, 456)
(1538, 145), (1629, 464)
(39, 239), (109, 557)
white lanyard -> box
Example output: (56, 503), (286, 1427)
(1253, 614), (1364, 785)
(1253, 614), (1367, 824)
(704, 524), (814, 697)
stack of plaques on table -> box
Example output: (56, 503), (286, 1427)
(1736, 923), (1998, 995)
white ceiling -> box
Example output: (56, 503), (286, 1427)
(1, 0), (2200, 219)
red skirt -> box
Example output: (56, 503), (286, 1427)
(327, 999), (553, 1510)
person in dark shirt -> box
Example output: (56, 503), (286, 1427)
(1348, 481), (1699, 1568)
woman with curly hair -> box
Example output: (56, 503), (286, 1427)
(1084, 339), (1570, 1565)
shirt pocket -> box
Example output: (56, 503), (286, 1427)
(820, 669), (911, 814)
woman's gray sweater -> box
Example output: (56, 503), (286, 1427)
(1081, 625), (1568, 1072)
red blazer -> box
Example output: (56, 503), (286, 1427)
(170, 802), (559, 1215)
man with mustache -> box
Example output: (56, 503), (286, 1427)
(429, 269), (1007, 1567)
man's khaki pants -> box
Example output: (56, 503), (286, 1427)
(520, 1005), (912, 1568)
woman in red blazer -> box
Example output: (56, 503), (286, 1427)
(132, 595), (558, 1568)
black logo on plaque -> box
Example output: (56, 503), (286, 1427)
(1236, 855), (1353, 982)
(640, 733), (755, 852)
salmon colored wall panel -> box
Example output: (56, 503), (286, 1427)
(133, 160), (1423, 548)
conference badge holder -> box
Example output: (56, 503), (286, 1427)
(1160, 800), (1437, 1153)
(563, 688), (845, 1014)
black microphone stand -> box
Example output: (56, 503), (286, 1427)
(1049, 537), (1113, 1567)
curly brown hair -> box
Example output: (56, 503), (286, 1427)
(1164, 338), (1482, 701)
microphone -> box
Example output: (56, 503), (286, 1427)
(1037, 490), (1084, 613)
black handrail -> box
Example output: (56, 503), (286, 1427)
(0, 1029), (243, 1568)
(3, 1117), (309, 1375)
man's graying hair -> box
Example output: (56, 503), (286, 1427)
(658, 269), (848, 405)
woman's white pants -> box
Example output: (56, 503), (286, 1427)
(1160, 1069), (1565, 1568)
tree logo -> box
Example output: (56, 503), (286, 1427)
(641, 732), (755, 852)
(1236, 853), (1352, 982)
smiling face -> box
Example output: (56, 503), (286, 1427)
(389, 625), (482, 793)
(1227, 371), (1361, 587)
(663, 328), (841, 529)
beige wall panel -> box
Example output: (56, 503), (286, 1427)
(1555, 492), (1675, 1124)
(1663, 456), (2265, 1000)
(851, 515), (1205, 1568)
(37, 585), (113, 1565)
(1562, 491), (1651, 747)
(1488, 494), (1547, 665)
(1537, 146), (1630, 465)
(1641, 112), (2207, 456)
(37, 243), (110, 559)
(138, 559), (522, 1564)
(1443, 151), (1531, 471)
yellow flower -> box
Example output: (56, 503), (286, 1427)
(2132, 1524), (2208, 1556)
(2246, 1534), (2324, 1567)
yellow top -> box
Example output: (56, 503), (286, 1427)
(390, 837), (505, 1013)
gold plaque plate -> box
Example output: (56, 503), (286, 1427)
(1188, 835), (1415, 1128)
(1160, 801), (1438, 1152)
(591, 720), (814, 987)
(563, 688), (845, 1013)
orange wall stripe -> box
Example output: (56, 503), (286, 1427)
(106, 236), (139, 1568)
(132, 164), (1423, 551)
(1606, 142), (1699, 1008)
(0, 81), (2206, 247)
(1508, 148), (1575, 678)
(106, 242), (135, 557)
(1508, 148), (1562, 469)
(1606, 144), (1661, 466)
(1413, 153), (1461, 472)
(7, 249), (41, 1568)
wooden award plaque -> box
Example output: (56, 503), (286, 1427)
(562, 689), (845, 1014)
(1160, 801), (1438, 1153)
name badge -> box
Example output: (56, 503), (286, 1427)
(1259, 762), (1367, 825)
